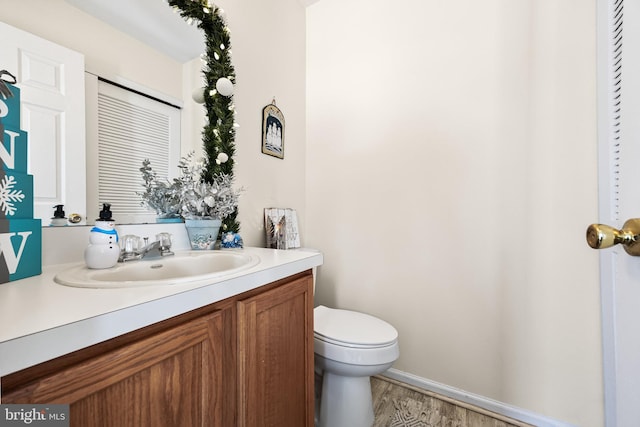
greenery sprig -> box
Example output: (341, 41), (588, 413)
(168, 0), (239, 233)
(138, 159), (181, 219)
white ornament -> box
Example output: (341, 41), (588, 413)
(216, 77), (234, 97)
(216, 153), (229, 165)
(192, 87), (206, 104)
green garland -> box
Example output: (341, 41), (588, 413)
(168, 0), (239, 233)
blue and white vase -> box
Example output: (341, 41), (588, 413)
(184, 218), (221, 250)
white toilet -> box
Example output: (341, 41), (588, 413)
(314, 305), (400, 427)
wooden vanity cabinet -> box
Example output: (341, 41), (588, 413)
(1, 271), (314, 427)
(237, 270), (315, 427)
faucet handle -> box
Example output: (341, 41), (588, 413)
(120, 235), (141, 254)
(156, 232), (172, 251)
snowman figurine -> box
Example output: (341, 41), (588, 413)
(84, 204), (120, 269)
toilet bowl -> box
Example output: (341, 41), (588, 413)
(314, 305), (399, 427)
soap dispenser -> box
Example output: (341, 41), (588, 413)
(50, 204), (67, 227)
(84, 203), (120, 269)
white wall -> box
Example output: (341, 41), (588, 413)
(306, 0), (603, 426)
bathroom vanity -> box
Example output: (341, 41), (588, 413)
(0, 247), (322, 426)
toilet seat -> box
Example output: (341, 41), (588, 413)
(314, 334), (390, 349)
(315, 338), (399, 366)
(314, 305), (399, 366)
(314, 305), (398, 348)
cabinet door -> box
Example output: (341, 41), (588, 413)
(237, 273), (314, 427)
(2, 311), (225, 427)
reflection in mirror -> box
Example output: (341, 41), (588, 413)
(0, 19), (86, 226)
(1, 0), (205, 227)
(65, 0), (205, 63)
(71, 0), (206, 225)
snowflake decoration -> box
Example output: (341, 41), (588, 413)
(0, 175), (25, 216)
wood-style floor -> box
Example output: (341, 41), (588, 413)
(370, 376), (533, 427)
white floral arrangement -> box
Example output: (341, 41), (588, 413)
(176, 152), (241, 220)
(140, 152), (241, 221)
(138, 160), (181, 219)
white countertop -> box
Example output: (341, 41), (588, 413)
(0, 247), (323, 377)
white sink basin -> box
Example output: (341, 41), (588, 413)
(54, 251), (260, 288)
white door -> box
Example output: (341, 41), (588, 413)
(595, 0), (640, 425)
(0, 22), (86, 223)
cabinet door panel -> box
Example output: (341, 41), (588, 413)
(2, 311), (224, 427)
(238, 274), (314, 427)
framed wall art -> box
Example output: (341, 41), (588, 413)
(261, 100), (285, 159)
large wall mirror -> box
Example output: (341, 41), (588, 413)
(1, 0), (207, 226)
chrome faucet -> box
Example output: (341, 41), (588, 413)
(119, 233), (174, 262)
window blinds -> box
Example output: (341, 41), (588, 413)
(96, 80), (180, 223)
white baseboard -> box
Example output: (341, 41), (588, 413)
(382, 368), (577, 427)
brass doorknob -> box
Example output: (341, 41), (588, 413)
(586, 219), (640, 256)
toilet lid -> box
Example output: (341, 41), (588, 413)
(314, 305), (398, 348)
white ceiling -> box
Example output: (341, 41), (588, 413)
(64, 0), (206, 63)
